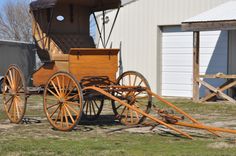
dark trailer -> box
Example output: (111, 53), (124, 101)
(0, 40), (35, 92)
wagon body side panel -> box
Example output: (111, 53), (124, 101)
(69, 48), (119, 83)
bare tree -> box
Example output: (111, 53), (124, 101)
(0, 0), (32, 42)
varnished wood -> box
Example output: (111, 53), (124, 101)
(112, 71), (152, 125)
(69, 48), (119, 83)
(43, 72), (83, 131)
(33, 62), (58, 87)
(3, 65), (27, 123)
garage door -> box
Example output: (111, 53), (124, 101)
(161, 26), (228, 97)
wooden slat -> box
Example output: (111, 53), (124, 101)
(198, 79), (236, 103)
(182, 20), (236, 31)
(200, 80), (236, 102)
(200, 74), (236, 79)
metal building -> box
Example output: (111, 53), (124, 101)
(97, 0), (236, 98)
(0, 40), (36, 89)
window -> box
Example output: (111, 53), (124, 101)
(56, 15), (65, 22)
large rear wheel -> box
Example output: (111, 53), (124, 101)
(3, 65), (27, 123)
(43, 72), (83, 131)
(112, 71), (152, 125)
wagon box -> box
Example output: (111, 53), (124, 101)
(33, 48), (119, 87)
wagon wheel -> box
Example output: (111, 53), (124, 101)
(2, 65), (27, 123)
(43, 72), (83, 131)
(83, 98), (104, 120)
(112, 71), (152, 125)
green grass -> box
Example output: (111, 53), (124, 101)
(0, 133), (236, 156)
(0, 96), (236, 156)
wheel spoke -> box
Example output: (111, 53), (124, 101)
(56, 76), (62, 94)
(47, 103), (60, 110)
(9, 70), (14, 88)
(65, 101), (81, 106)
(130, 109), (133, 123)
(6, 75), (13, 88)
(54, 106), (62, 124)
(66, 94), (78, 101)
(120, 106), (127, 116)
(50, 105), (60, 118)
(65, 104), (80, 115)
(91, 101), (96, 115)
(5, 96), (14, 105)
(47, 88), (60, 100)
(7, 97), (14, 113)
(133, 75), (137, 86)
(64, 108), (69, 127)
(89, 101), (92, 115)
(60, 106), (64, 127)
(62, 75), (65, 94)
(85, 101), (89, 115)
(50, 80), (60, 97)
(64, 79), (71, 96)
(65, 105), (75, 123)
(128, 74), (131, 86)
(116, 104), (122, 110)
(65, 86), (76, 98)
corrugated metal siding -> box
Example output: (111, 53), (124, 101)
(161, 26), (228, 97)
(98, 0), (235, 94)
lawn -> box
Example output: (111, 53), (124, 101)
(0, 95), (236, 156)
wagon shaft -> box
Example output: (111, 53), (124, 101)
(83, 86), (236, 139)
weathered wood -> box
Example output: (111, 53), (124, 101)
(182, 20), (236, 31)
(200, 74), (236, 79)
(198, 79), (236, 103)
(200, 80), (236, 102)
(193, 31), (200, 102)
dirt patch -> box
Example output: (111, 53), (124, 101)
(0, 123), (15, 129)
(208, 142), (236, 149)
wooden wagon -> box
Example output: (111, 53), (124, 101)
(2, 0), (236, 139)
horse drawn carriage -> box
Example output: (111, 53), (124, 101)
(2, 0), (236, 139)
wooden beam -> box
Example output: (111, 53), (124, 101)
(200, 80), (236, 102)
(182, 20), (236, 31)
(193, 31), (200, 102)
(198, 79), (236, 103)
(199, 74), (236, 79)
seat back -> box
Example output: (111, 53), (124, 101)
(50, 34), (96, 54)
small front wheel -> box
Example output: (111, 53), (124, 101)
(43, 72), (84, 131)
(3, 65), (27, 123)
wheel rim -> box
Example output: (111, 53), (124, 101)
(112, 71), (152, 125)
(83, 99), (104, 120)
(3, 65), (26, 123)
(44, 72), (83, 131)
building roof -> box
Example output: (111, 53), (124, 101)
(182, 1), (236, 31)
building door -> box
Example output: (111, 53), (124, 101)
(161, 26), (228, 98)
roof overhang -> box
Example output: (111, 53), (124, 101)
(182, 1), (236, 31)
(30, 0), (121, 12)
(182, 20), (236, 31)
